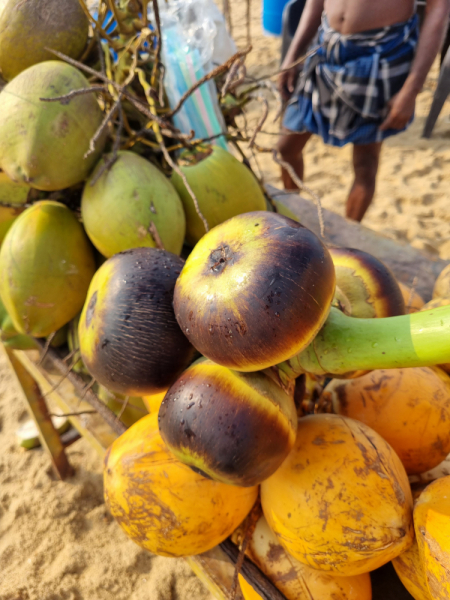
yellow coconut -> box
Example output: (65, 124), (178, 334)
(238, 515), (372, 600)
(0, 201), (96, 337)
(104, 412), (258, 557)
(171, 145), (267, 246)
(322, 367), (450, 475)
(261, 414), (413, 576)
(433, 264), (450, 300)
(0, 61), (105, 191)
(0, 172), (30, 245)
(398, 282), (425, 314)
(0, 0), (88, 81)
(393, 531), (432, 600)
(81, 151), (186, 257)
(414, 476), (450, 599)
(142, 390), (167, 413)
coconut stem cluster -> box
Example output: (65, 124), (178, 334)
(278, 304), (450, 378)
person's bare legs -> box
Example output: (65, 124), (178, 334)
(346, 142), (382, 222)
(277, 129), (312, 189)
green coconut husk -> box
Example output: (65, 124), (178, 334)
(81, 151), (186, 257)
(0, 61), (105, 191)
(171, 145), (267, 246)
(0, 172), (30, 245)
(0, 201), (96, 337)
(0, 0), (89, 81)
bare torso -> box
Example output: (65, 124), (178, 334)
(324, 0), (415, 33)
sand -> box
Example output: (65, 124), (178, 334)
(1, 2), (450, 599)
(231, 1), (450, 259)
(0, 348), (211, 600)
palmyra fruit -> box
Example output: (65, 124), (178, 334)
(79, 247), (195, 396)
(158, 358), (297, 486)
(174, 211), (335, 372)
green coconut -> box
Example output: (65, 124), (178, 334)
(0, 296), (38, 350)
(0, 0), (89, 81)
(171, 145), (267, 246)
(0, 172), (30, 245)
(0, 61), (105, 191)
(0, 201), (96, 337)
(0, 295), (67, 350)
(81, 151), (186, 257)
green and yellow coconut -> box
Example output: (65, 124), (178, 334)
(0, 201), (96, 337)
(171, 145), (267, 246)
(0, 172), (30, 245)
(0, 296), (38, 350)
(0, 0), (88, 81)
(81, 151), (186, 257)
(0, 61), (105, 191)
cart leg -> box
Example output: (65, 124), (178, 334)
(3, 346), (74, 480)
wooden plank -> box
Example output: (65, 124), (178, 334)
(187, 547), (244, 600)
(2, 345), (73, 480)
(13, 349), (117, 456)
(271, 188), (449, 301)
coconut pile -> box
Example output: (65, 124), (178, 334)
(3, 2), (450, 600)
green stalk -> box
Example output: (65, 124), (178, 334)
(278, 305), (450, 378)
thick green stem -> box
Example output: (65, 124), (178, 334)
(278, 305), (450, 377)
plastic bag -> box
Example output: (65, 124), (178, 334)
(157, 0), (237, 150)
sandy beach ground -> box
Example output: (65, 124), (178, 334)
(1, 2), (450, 599)
(233, 1), (450, 258)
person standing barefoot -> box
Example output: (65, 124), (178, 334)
(278, 0), (450, 221)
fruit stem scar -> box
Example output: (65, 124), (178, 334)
(209, 245), (233, 273)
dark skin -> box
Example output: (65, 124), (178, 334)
(278, 0), (450, 221)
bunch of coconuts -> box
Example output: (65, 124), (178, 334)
(0, 0), (266, 343)
(2, 2), (450, 599)
(97, 213), (450, 600)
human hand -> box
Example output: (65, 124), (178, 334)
(379, 89), (416, 131)
(278, 61), (299, 102)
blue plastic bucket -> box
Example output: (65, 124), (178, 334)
(262, 0), (291, 35)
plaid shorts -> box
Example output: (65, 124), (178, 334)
(283, 13), (419, 146)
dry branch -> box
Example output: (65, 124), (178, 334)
(160, 143), (210, 233)
(39, 85), (106, 104)
(35, 341), (127, 436)
(272, 150), (325, 238)
(248, 95), (269, 149)
(166, 46), (252, 119)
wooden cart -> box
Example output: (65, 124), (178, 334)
(5, 192), (448, 600)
